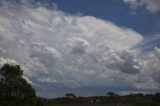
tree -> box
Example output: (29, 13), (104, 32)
(65, 93), (76, 98)
(107, 92), (115, 97)
(154, 92), (160, 103)
(0, 63), (37, 106)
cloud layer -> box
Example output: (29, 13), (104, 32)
(123, 0), (160, 13)
(0, 1), (160, 97)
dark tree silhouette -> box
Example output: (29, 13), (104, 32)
(65, 93), (76, 98)
(107, 92), (115, 97)
(0, 63), (37, 106)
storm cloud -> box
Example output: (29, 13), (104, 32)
(0, 0), (160, 97)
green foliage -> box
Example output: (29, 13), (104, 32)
(0, 63), (37, 106)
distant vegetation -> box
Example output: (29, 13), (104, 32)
(42, 92), (160, 106)
(0, 63), (160, 106)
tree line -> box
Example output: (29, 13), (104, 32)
(0, 63), (160, 106)
(41, 92), (160, 106)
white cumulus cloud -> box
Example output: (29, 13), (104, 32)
(0, 0), (160, 97)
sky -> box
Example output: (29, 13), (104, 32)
(0, 0), (160, 98)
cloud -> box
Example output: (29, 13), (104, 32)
(29, 42), (62, 67)
(134, 34), (160, 52)
(100, 50), (141, 74)
(123, 0), (160, 13)
(67, 37), (90, 55)
(0, 0), (160, 97)
(0, 57), (17, 67)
